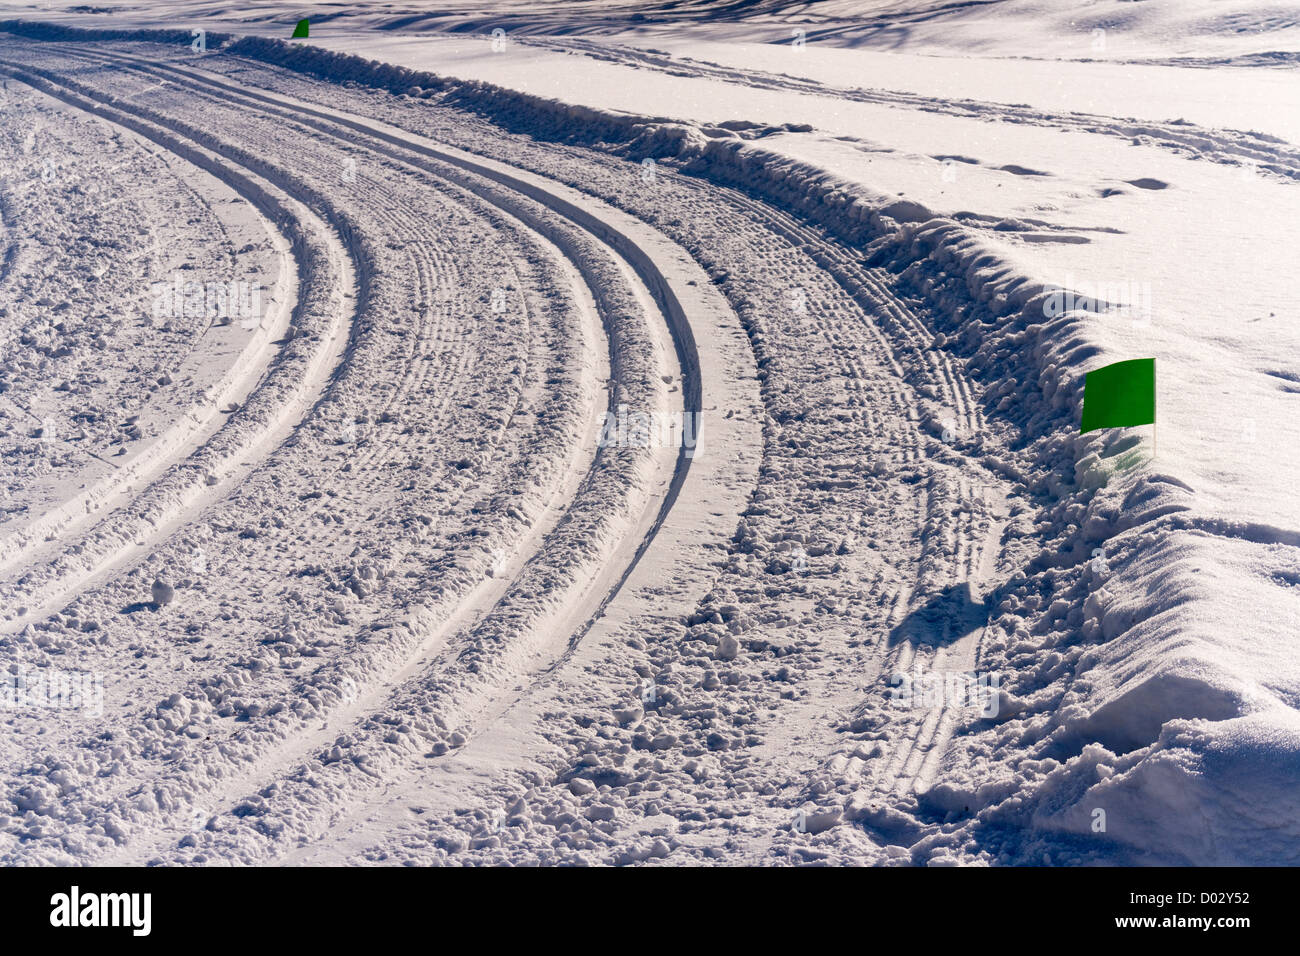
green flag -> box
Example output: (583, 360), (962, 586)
(1080, 358), (1155, 433)
(292, 18), (309, 38)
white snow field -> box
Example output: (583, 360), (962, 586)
(0, 1), (1296, 866)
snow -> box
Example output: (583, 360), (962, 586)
(0, 1), (1296, 866)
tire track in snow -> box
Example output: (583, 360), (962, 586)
(599, 144), (1027, 855)
(0, 45), (748, 862)
(0, 47), (624, 859)
(0, 89), (296, 583)
(0, 59), (358, 633)
(0, 37), (1034, 863)
(92, 55), (725, 863)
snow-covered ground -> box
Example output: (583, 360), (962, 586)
(0, 1), (1296, 866)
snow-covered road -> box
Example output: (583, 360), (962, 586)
(1, 4), (1297, 866)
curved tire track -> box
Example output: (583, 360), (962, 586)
(0, 58), (358, 633)
(0, 43), (764, 864)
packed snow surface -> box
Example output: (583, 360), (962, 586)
(0, 1), (1296, 866)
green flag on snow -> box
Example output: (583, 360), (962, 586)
(292, 19), (309, 38)
(1080, 358), (1156, 433)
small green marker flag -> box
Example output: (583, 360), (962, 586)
(1080, 357), (1156, 443)
(292, 18), (309, 39)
